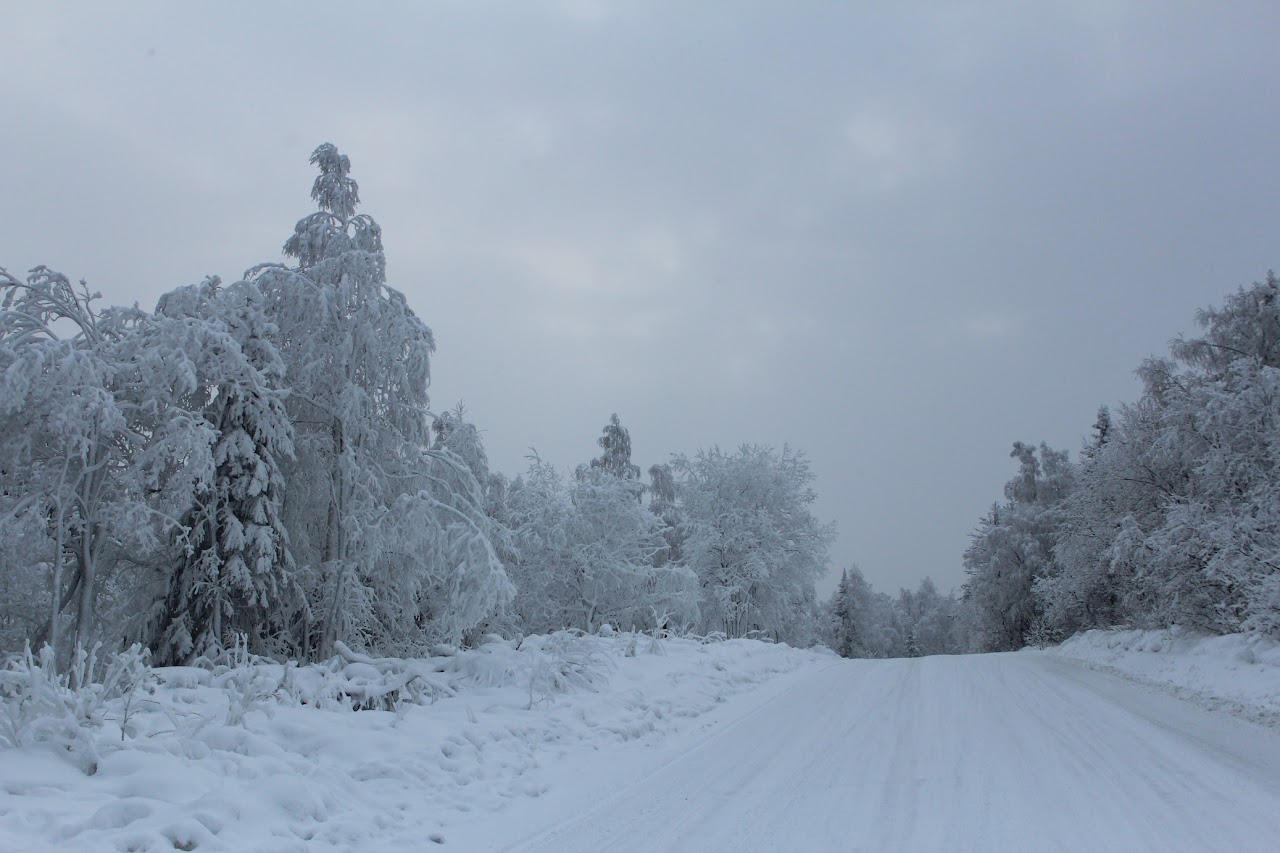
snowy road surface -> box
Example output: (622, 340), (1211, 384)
(490, 652), (1280, 852)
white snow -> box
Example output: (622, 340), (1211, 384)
(492, 652), (1280, 852)
(0, 634), (828, 851)
(1050, 626), (1280, 724)
(5, 633), (1280, 852)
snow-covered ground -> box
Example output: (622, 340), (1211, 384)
(0, 634), (829, 852)
(1050, 627), (1280, 725)
(6, 631), (1280, 852)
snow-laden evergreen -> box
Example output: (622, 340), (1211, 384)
(146, 277), (302, 666)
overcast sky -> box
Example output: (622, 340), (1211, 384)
(5, 1), (1279, 597)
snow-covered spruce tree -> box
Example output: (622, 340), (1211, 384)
(830, 568), (854, 656)
(674, 445), (834, 642)
(249, 144), (510, 656)
(145, 277), (302, 664)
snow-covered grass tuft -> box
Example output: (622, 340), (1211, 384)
(0, 633), (827, 851)
(1050, 627), (1280, 725)
(0, 643), (153, 774)
(519, 632), (614, 709)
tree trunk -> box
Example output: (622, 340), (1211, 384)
(48, 500), (67, 661)
(73, 523), (96, 652)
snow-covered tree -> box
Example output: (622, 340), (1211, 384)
(830, 569), (853, 656)
(674, 445), (834, 642)
(0, 267), (130, 659)
(145, 277), (302, 664)
(893, 578), (956, 657)
(647, 462), (683, 566)
(0, 266), (300, 663)
(590, 413), (642, 483)
(971, 275), (1280, 641)
(1048, 276), (1280, 636)
(505, 452), (697, 635)
(569, 465), (697, 631)
(504, 455), (574, 633)
(824, 565), (926, 658)
(250, 144), (510, 655)
(963, 442), (1073, 651)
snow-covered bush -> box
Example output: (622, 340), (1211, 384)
(0, 643), (153, 773)
(1024, 617), (1062, 650)
(521, 632), (614, 709)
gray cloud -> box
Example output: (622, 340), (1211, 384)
(4, 0), (1279, 596)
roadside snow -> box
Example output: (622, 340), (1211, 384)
(0, 635), (828, 852)
(1050, 627), (1280, 725)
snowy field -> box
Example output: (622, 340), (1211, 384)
(0, 634), (829, 852)
(1050, 627), (1280, 725)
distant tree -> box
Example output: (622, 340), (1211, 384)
(590, 414), (642, 483)
(674, 445), (834, 642)
(1046, 275), (1280, 637)
(825, 564), (933, 658)
(647, 462), (683, 566)
(505, 450), (697, 635)
(831, 569), (853, 656)
(962, 442), (1073, 651)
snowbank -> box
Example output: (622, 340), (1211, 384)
(0, 634), (828, 852)
(1050, 627), (1280, 725)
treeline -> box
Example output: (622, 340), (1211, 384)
(0, 145), (835, 666)
(825, 569), (971, 659)
(962, 276), (1280, 650)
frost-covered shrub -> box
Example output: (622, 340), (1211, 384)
(1024, 618), (1063, 650)
(522, 632), (613, 709)
(328, 641), (453, 711)
(170, 638), (456, 716)
(0, 643), (153, 773)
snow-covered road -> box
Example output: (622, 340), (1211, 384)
(497, 652), (1280, 852)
